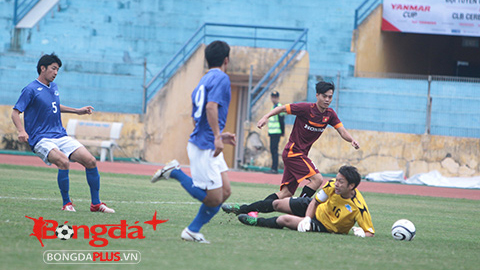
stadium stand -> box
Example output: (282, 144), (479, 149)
(0, 0), (479, 138)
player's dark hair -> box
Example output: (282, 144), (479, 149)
(205, 40), (230, 68)
(339, 165), (361, 189)
(316, 81), (335, 94)
(37, 53), (62, 75)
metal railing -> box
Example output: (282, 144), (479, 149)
(312, 69), (480, 138)
(13, 0), (40, 26)
(357, 71), (480, 83)
(143, 23), (308, 114)
(354, 0), (382, 29)
(249, 29), (308, 108)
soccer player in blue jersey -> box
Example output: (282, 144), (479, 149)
(11, 53), (115, 213)
(151, 41), (235, 243)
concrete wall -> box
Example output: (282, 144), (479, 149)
(2, 100), (479, 177)
(251, 126), (480, 178)
(143, 45), (205, 164)
(352, 6), (387, 75)
(142, 45), (296, 164)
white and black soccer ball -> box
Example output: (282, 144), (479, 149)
(391, 219), (416, 241)
(55, 224), (74, 240)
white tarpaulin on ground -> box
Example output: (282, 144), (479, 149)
(366, 170), (480, 189)
(365, 170), (405, 183)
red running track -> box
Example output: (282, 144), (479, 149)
(1, 154), (479, 200)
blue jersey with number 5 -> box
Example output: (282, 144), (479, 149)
(189, 69), (231, 150)
(13, 80), (67, 150)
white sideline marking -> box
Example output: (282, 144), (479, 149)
(0, 196), (200, 205)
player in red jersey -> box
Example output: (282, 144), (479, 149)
(223, 81), (360, 215)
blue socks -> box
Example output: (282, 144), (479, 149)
(188, 204), (221, 233)
(170, 168), (220, 233)
(58, 168), (101, 206)
(86, 167), (101, 205)
(57, 169), (70, 206)
(170, 169), (207, 202)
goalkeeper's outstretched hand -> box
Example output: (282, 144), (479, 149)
(297, 217), (311, 232)
(352, 227), (366, 237)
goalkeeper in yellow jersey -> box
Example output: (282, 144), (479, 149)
(237, 165), (375, 237)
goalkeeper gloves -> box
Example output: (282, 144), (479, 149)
(297, 217), (311, 232)
(352, 226), (366, 237)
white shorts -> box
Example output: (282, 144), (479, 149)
(187, 142), (228, 190)
(33, 136), (83, 165)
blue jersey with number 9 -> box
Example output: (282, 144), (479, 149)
(189, 69), (231, 150)
(13, 80), (67, 150)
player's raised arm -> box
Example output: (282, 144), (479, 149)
(257, 105), (287, 129)
(76, 106), (94, 115)
(60, 105), (94, 115)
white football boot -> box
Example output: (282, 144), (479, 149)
(181, 228), (210, 244)
(151, 160), (180, 183)
(61, 202), (76, 212)
(90, 202), (115, 213)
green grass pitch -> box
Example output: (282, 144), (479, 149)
(0, 164), (479, 270)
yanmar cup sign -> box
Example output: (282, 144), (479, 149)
(26, 211), (167, 264)
(382, 0), (480, 37)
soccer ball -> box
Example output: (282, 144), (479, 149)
(55, 224), (74, 240)
(391, 219), (415, 241)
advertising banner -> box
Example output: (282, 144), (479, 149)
(382, 0), (480, 37)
